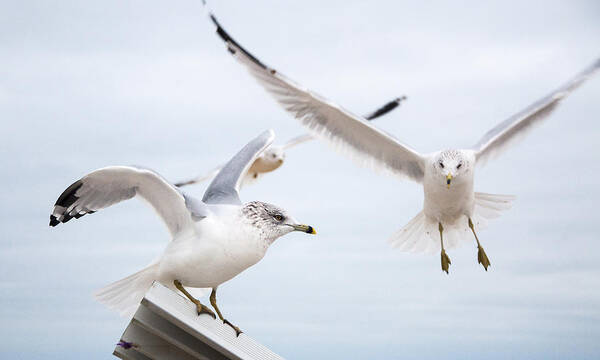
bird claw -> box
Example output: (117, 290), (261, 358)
(440, 249), (451, 274)
(477, 246), (491, 271)
(223, 319), (243, 337)
(196, 303), (216, 319)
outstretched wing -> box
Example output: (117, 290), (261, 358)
(282, 134), (313, 150)
(202, 129), (275, 205)
(472, 58), (600, 165)
(207, 12), (425, 183)
(176, 95), (408, 187)
(174, 166), (222, 188)
(282, 97), (407, 151)
(50, 166), (203, 237)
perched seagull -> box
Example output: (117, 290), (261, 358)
(205, 10), (600, 273)
(49, 130), (316, 335)
(174, 97), (406, 188)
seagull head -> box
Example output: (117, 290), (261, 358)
(261, 146), (285, 166)
(434, 150), (471, 189)
(241, 201), (316, 242)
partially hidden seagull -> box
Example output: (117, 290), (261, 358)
(205, 9), (600, 273)
(49, 130), (316, 335)
(174, 97), (406, 188)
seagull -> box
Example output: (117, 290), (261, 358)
(174, 96), (406, 188)
(204, 9), (600, 273)
(49, 130), (316, 335)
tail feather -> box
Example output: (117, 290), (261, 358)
(390, 211), (439, 254)
(409, 218), (429, 253)
(94, 263), (159, 317)
(389, 192), (516, 254)
(393, 211), (424, 252)
(470, 192), (516, 231)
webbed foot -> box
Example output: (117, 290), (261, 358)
(477, 246), (491, 271)
(223, 319), (243, 337)
(196, 303), (216, 319)
(441, 249), (451, 274)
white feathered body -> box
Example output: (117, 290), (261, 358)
(248, 154), (283, 174)
(423, 152), (476, 224)
(157, 205), (269, 288)
(390, 151), (515, 253)
(240, 146), (285, 186)
(95, 205), (272, 317)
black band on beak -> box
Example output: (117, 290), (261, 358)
(446, 178), (451, 185)
(306, 226), (314, 234)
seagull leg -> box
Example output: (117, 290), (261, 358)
(209, 288), (224, 321)
(439, 222), (451, 274)
(173, 280), (216, 319)
(210, 287), (243, 337)
(468, 218), (491, 271)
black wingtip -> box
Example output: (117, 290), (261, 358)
(50, 178), (98, 227)
(208, 11), (268, 70)
(49, 215), (59, 227)
(364, 96), (407, 121)
(61, 214), (74, 224)
(210, 14), (228, 42)
(55, 180), (83, 208)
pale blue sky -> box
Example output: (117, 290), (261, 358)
(1, 0), (599, 359)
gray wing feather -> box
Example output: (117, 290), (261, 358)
(174, 166), (222, 187)
(472, 58), (600, 165)
(282, 97), (406, 150)
(50, 166), (204, 237)
(182, 193), (209, 221)
(208, 13), (425, 183)
(202, 130), (275, 205)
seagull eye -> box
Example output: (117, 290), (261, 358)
(457, 163), (462, 169)
(273, 214), (283, 222)
(272, 154), (277, 158)
(439, 162), (444, 169)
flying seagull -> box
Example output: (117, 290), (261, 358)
(49, 130), (316, 335)
(174, 97), (406, 188)
(205, 9), (600, 273)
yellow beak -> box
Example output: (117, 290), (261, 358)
(446, 173), (452, 189)
(291, 224), (317, 234)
